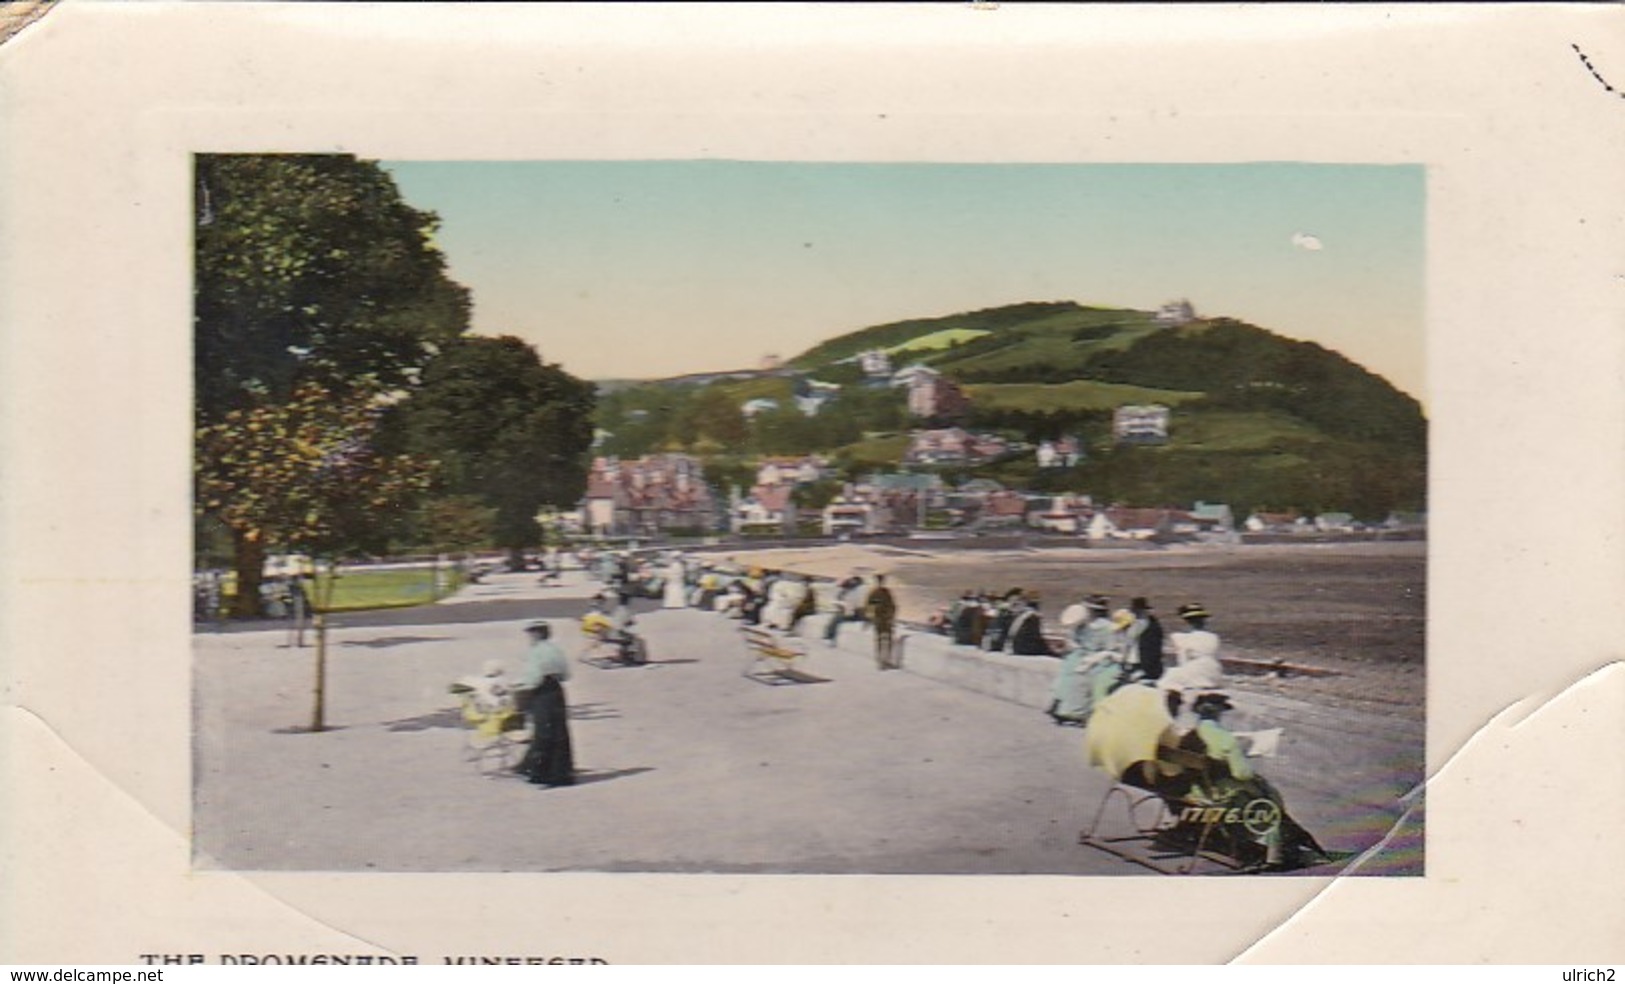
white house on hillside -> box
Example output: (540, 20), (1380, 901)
(1113, 404), (1170, 445)
(860, 349), (893, 379)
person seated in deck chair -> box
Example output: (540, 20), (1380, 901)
(1163, 692), (1330, 871)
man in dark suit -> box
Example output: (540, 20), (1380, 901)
(1127, 596), (1165, 681)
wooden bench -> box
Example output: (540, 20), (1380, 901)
(740, 624), (808, 683)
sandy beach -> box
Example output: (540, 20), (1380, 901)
(709, 539), (1426, 717)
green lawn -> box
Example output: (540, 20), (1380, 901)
(311, 567), (467, 611)
(216, 565), (468, 616)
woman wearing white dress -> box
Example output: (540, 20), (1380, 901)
(662, 555), (688, 609)
(1161, 602), (1226, 706)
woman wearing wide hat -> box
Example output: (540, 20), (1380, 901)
(1161, 601), (1225, 698)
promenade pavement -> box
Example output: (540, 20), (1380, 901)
(193, 570), (1422, 875)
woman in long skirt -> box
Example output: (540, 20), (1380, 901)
(517, 620), (575, 787)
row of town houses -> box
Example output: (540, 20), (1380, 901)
(568, 453), (1423, 540)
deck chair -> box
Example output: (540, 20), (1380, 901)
(1077, 685), (1257, 874)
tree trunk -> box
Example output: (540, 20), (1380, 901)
(230, 527), (267, 619)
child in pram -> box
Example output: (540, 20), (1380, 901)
(447, 661), (531, 770)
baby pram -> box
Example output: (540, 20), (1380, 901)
(448, 666), (532, 776)
(1078, 685), (1328, 874)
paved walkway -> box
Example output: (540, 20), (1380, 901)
(192, 571), (1422, 875)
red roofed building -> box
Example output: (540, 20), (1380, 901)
(579, 454), (719, 537)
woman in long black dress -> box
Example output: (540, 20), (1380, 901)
(517, 620), (575, 787)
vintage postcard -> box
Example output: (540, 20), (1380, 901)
(2, 3), (1621, 966)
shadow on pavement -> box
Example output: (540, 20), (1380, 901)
(747, 669), (832, 686)
(270, 724), (353, 735)
(383, 708), (464, 732)
(569, 702), (621, 721)
(572, 766), (654, 786)
(342, 635), (453, 649)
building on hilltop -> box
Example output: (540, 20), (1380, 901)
(1113, 404), (1170, 445)
(1154, 299), (1197, 327)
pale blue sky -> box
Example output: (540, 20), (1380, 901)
(382, 161), (1424, 398)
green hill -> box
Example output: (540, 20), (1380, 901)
(594, 301), (1427, 520)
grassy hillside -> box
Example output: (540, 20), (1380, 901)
(786, 301), (1090, 368)
(886, 328), (991, 356)
(965, 380), (1203, 413)
(594, 300), (1427, 519)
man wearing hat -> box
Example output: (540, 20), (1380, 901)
(1124, 596), (1165, 681)
(515, 620), (575, 787)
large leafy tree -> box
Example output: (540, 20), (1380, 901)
(387, 336), (596, 567)
(194, 154), (470, 424)
(196, 382), (437, 618)
(194, 154), (471, 612)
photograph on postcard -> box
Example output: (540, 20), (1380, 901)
(190, 157), (1426, 877)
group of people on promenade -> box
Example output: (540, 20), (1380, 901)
(918, 581), (1326, 869)
(1048, 595), (1223, 728)
(1039, 593), (1328, 871)
(477, 551), (1326, 868)
(589, 550), (905, 670)
(488, 551), (905, 789)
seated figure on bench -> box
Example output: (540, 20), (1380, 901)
(1156, 692), (1329, 871)
(1086, 685), (1329, 872)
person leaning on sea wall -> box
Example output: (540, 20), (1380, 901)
(823, 573), (870, 647)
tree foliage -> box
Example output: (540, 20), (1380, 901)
(194, 154), (470, 423)
(387, 336), (596, 557)
(195, 382), (438, 616)
(416, 495), (498, 555)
